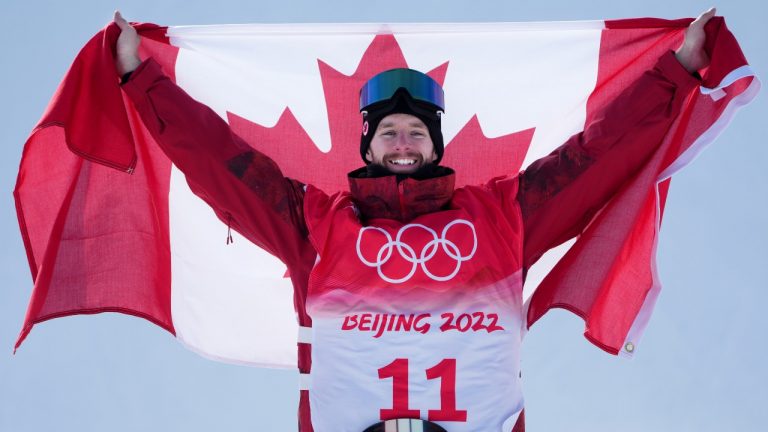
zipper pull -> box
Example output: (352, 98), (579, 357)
(226, 213), (234, 245)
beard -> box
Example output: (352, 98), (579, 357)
(361, 161), (449, 182)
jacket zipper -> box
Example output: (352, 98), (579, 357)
(398, 181), (407, 221)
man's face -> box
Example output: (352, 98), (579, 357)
(365, 113), (437, 175)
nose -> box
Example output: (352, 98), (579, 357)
(393, 133), (411, 150)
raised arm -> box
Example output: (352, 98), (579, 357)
(114, 12), (312, 266)
(518, 9), (714, 269)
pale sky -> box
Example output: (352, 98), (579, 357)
(1, 1), (765, 431)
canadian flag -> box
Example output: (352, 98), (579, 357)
(14, 18), (758, 370)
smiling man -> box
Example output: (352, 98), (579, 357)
(365, 113), (437, 173)
(112, 9), (716, 432)
(359, 73), (443, 176)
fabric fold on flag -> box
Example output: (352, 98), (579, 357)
(14, 18), (758, 365)
(525, 16), (760, 356)
(13, 23), (179, 351)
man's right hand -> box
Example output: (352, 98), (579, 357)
(114, 11), (141, 76)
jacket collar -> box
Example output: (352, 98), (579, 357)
(347, 165), (456, 222)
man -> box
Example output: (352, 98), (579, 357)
(113, 9), (714, 432)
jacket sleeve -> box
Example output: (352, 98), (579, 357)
(518, 50), (700, 269)
(121, 58), (311, 266)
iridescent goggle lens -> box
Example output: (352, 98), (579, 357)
(359, 68), (445, 112)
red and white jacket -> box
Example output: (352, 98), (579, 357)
(121, 50), (698, 431)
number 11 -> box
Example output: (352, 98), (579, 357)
(378, 358), (468, 422)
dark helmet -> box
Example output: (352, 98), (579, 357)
(359, 68), (445, 164)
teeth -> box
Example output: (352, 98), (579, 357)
(390, 159), (416, 165)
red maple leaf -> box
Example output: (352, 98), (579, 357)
(228, 34), (534, 193)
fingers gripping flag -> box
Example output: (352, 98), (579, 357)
(14, 18), (758, 367)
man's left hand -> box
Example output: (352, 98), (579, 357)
(676, 7), (717, 73)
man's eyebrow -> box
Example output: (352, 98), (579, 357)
(378, 121), (427, 129)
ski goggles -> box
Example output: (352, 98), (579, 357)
(360, 68), (445, 112)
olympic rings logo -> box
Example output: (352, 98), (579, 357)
(355, 219), (478, 284)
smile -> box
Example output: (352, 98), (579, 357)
(388, 159), (417, 165)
